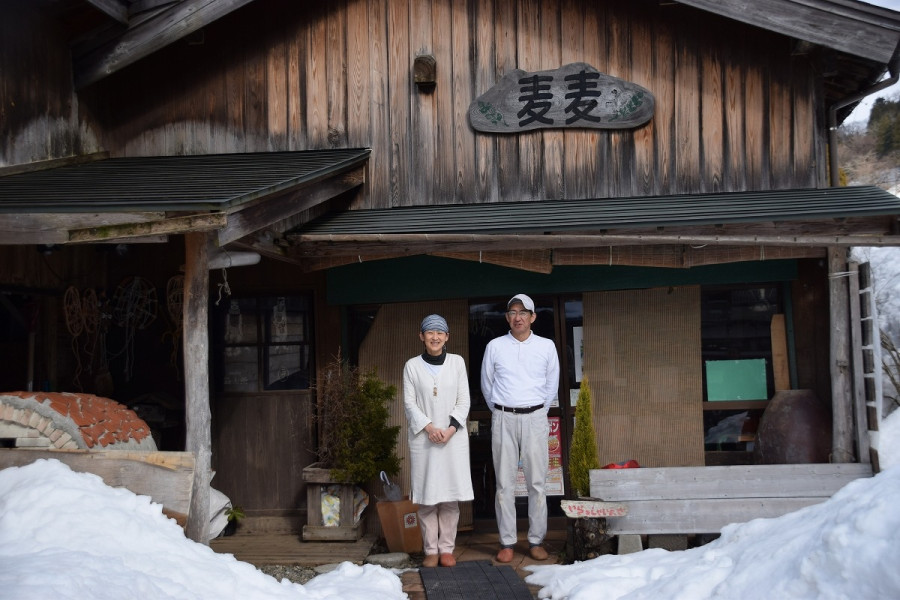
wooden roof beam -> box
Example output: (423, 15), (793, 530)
(68, 212), (227, 243)
(74, 0), (256, 88)
(676, 0), (900, 64)
(216, 166), (365, 246)
(85, 0), (130, 25)
(289, 231), (900, 257)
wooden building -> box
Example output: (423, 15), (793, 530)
(2, 0), (900, 541)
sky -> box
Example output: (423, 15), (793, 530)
(843, 1), (900, 125)
(0, 407), (898, 600)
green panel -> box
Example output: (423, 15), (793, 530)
(326, 255), (798, 305)
(705, 359), (768, 401)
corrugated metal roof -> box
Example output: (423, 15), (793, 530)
(0, 149), (371, 213)
(296, 186), (900, 234)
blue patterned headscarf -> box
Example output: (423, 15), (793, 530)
(420, 314), (449, 333)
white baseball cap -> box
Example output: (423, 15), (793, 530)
(507, 293), (535, 312)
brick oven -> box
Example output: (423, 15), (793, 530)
(0, 392), (157, 451)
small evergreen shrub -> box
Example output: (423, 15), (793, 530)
(568, 377), (601, 497)
(315, 353), (401, 484)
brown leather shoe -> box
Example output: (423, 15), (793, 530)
(529, 545), (549, 560)
(495, 547), (514, 563)
(422, 554), (439, 568)
(439, 553), (456, 567)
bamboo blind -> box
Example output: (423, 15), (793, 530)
(583, 286), (705, 467)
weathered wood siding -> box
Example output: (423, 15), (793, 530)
(0, 2), (103, 166)
(29, 0), (822, 206)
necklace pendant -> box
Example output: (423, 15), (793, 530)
(433, 386), (437, 397)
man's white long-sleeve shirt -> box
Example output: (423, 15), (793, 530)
(480, 331), (560, 411)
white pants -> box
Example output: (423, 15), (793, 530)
(491, 410), (549, 547)
(418, 501), (460, 555)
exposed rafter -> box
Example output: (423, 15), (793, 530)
(73, 0), (256, 88)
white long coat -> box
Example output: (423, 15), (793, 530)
(402, 353), (474, 506)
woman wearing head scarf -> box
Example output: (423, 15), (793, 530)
(403, 314), (474, 568)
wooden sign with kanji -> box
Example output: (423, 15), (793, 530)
(468, 62), (654, 133)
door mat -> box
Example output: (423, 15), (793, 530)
(420, 559), (534, 600)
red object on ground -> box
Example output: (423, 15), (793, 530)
(602, 460), (640, 469)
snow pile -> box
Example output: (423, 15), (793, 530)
(0, 459), (405, 600)
(526, 408), (900, 600)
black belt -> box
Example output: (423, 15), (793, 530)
(495, 404), (543, 414)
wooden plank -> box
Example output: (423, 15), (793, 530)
(723, 43), (746, 190)
(771, 313), (790, 391)
(651, 10), (675, 196)
(560, 499), (628, 518)
(0, 449), (194, 519)
(674, 18), (700, 193)
(410, 0), (435, 205)
(494, 0), (520, 200)
(631, 8), (655, 196)
(211, 533), (376, 567)
(603, 497), (834, 535)
(590, 464), (872, 502)
(539, 1), (565, 200)
(266, 28), (288, 148)
(700, 40), (723, 191)
(366, 0), (390, 208)
(326, 4), (347, 148)
(744, 55), (765, 186)
(473, 0), (497, 204)
(450, 0), (474, 204)
(387, 0), (410, 207)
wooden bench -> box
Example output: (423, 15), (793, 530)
(0, 448), (195, 526)
(588, 463), (873, 551)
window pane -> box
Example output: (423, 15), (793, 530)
(703, 409), (763, 452)
(564, 299), (584, 406)
(222, 347), (259, 392)
(223, 298), (259, 344)
(263, 296), (310, 344)
(265, 344), (311, 390)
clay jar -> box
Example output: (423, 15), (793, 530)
(753, 389), (832, 464)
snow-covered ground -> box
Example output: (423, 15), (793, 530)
(1, 407), (898, 600)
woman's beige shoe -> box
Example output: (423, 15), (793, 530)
(422, 554), (439, 567)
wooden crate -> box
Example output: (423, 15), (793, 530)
(301, 463), (367, 541)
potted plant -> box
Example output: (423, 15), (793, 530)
(223, 505), (245, 536)
(302, 352), (401, 541)
(566, 377), (612, 560)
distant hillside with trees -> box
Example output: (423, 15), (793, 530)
(838, 93), (900, 190)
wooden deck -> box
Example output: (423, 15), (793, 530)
(210, 532), (377, 567)
(210, 522), (569, 600)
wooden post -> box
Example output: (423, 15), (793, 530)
(183, 232), (211, 543)
(828, 247), (855, 463)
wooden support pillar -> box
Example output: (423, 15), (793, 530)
(828, 247), (855, 463)
(183, 232), (211, 543)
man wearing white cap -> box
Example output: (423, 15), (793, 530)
(480, 293), (560, 564)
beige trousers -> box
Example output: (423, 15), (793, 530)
(418, 501), (460, 555)
(491, 409), (549, 547)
